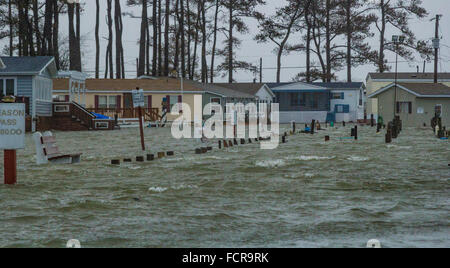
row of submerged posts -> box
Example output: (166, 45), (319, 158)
(111, 151), (175, 165)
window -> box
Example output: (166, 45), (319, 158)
(332, 92), (344, 99)
(0, 78), (16, 98)
(98, 96), (108, 108)
(335, 104), (350, 113)
(396, 102), (412, 114)
(108, 96), (117, 109)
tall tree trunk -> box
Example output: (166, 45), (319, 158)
(201, 0), (207, 83)
(210, 0), (219, 83)
(8, 0), (13, 56)
(25, 1), (35, 56)
(106, 0), (113, 78)
(306, 25), (311, 82)
(53, 2), (60, 69)
(152, 0), (158, 76)
(378, 0), (386, 73)
(158, 0), (163, 76)
(68, 3), (81, 71)
(174, 0), (180, 74)
(146, 20), (151, 75)
(228, 1), (233, 83)
(346, 0), (352, 82)
(115, 0), (124, 78)
(95, 0), (100, 78)
(191, 2), (201, 80)
(33, 0), (41, 54)
(187, 0), (191, 78)
(180, 0), (186, 78)
(138, 0), (148, 77)
(164, 0), (170, 76)
(42, 0), (53, 55)
(325, 0), (331, 82)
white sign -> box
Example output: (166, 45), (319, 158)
(0, 103), (26, 150)
(132, 89), (145, 108)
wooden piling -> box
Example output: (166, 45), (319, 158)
(157, 152), (166, 158)
(207, 147), (213, 151)
(233, 139), (238, 145)
(219, 140), (222, 149)
(354, 125), (358, 140)
(195, 148), (202, 154)
(111, 159), (120, 165)
(124, 158), (132, 162)
(240, 139), (245, 145)
(248, 138), (252, 144)
(147, 154), (155, 161)
(282, 135), (286, 144)
(371, 114), (374, 127)
(136, 156), (144, 162)
(167, 151), (175, 156)
(223, 140), (228, 148)
(228, 140), (233, 147)
(325, 136), (330, 142)
(201, 147), (208, 153)
(311, 120), (315, 135)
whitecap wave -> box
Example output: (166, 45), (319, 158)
(347, 156), (369, 161)
(293, 155), (336, 161)
(255, 159), (286, 168)
(148, 187), (168, 193)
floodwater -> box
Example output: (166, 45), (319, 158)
(0, 124), (448, 248)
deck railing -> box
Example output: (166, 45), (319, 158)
(87, 107), (160, 121)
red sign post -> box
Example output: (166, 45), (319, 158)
(4, 150), (17, 185)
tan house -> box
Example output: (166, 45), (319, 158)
(53, 77), (255, 122)
(365, 73), (450, 119)
(368, 82), (450, 127)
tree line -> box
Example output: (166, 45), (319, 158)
(0, 0), (433, 83)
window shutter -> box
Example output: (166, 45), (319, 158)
(341, 92), (344, 99)
(396, 102), (400, 113)
(65, 95), (70, 102)
(116, 95), (122, 109)
(95, 95), (99, 109)
(344, 105), (350, 113)
(178, 95), (182, 103)
(148, 95), (152, 108)
(408, 102), (412, 114)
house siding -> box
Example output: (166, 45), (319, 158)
(376, 87), (450, 127)
(16, 75), (33, 114)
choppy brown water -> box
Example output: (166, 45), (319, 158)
(0, 125), (449, 248)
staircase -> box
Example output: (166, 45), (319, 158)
(50, 102), (115, 131)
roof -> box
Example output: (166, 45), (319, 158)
(312, 82), (365, 90)
(368, 83), (450, 98)
(214, 83), (265, 96)
(271, 81), (329, 91)
(0, 56), (57, 76)
(367, 72), (450, 81)
(53, 78), (255, 99)
(265, 82), (294, 89)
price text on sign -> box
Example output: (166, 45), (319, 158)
(0, 103), (26, 150)
(132, 89), (145, 108)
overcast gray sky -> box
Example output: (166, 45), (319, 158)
(4, 0), (450, 83)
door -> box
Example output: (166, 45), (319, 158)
(123, 93), (133, 118)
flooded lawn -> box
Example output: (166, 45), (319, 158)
(0, 124), (448, 248)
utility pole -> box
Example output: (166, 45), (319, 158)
(432, 14), (442, 84)
(259, 58), (263, 83)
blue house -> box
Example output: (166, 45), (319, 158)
(0, 56), (57, 131)
(313, 82), (366, 123)
(270, 82), (331, 123)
